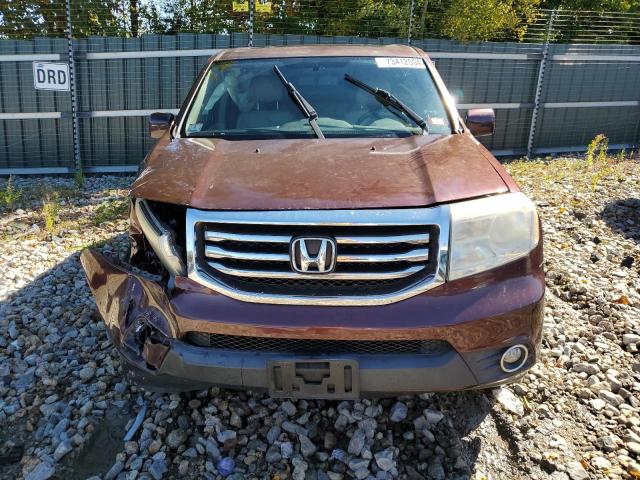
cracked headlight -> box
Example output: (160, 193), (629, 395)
(448, 192), (539, 280)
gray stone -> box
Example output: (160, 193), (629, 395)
(53, 441), (73, 461)
(25, 462), (55, 480)
(149, 458), (168, 479)
(281, 401), (297, 416)
(374, 448), (395, 471)
(493, 387), (525, 417)
(389, 402), (408, 423)
(427, 461), (446, 480)
(299, 434), (317, 458)
(348, 428), (367, 456)
(566, 461), (589, 480)
(423, 409), (444, 424)
(78, 366), (95, 382)
(266, 425), (281, 444)
(167, 428), (188, 449)
(104, 460), (125, 480)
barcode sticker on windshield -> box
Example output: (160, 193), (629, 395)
(375, 57), (425, 69)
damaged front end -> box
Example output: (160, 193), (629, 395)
(81, 198), (189, 388)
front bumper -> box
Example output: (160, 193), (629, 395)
(80, 244), (544, 396)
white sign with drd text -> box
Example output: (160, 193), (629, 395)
(32, 62), (70, 91)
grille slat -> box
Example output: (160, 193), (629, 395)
(336, 247), (428, 263)
(336, 233), (429, 245)
(197, 221), (434, 295)
(205, 245), (290, 262)
(207, 261), (424, 280)
(186, 332), (452, 356)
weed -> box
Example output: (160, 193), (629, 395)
(42, 192), (61, 232)
(74, 169), (85, 189)
(0, 176), (23, 210)
(585, 134), (608, 166)
(94, 199), (128, 225)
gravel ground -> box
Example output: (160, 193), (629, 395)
(0, 156), (639, 480)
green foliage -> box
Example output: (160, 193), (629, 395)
(585, 133), (608, 166)
(0, 176), (23, 210)
(0, 0), (136, 39)
(42, 192), (61, 232)
(94, 199), (128, 225)
(439, 0), (541, 41)
(74, 169), (85, 190)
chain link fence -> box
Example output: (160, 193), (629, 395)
(1, 2), (639, 173)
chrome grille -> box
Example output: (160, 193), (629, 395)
(186, 332), (452, 356)
(186, 208), (450, 306)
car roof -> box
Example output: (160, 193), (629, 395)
(214, 44), (424, 62)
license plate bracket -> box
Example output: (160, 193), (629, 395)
(267, 359), (359, 399)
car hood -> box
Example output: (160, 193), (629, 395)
(131, 133), (510, 210)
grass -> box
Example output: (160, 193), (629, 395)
(506, 134), (636, 193)
(93, 199), (129, 226)
(0, 176), (23, 210)
(42, 192), (61, 232)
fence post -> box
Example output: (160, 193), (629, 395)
(407, 0), (415, 45)
(65, 0), (82, 173)
(248, 0), (255, 47)
(527, 9), (555, 158)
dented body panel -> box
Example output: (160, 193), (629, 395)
(81, 45), (544, 396)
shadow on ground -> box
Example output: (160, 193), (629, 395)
(1, 233), (495, 480)
(601, 198), (640, 245)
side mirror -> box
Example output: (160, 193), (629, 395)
(149, 112), (175, 139)
(465, 108), (495, 137)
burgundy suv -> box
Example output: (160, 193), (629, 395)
(81, 45), (544, 399)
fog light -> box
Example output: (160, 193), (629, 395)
(500, 344), (529, 373)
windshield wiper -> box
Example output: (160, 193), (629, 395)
(344, 73), (428, 133)
(273, 65), (324, 139)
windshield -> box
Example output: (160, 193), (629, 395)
(183, 56), (452, 140)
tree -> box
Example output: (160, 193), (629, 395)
(0, 0), (131, 38)
(412, 0), (541, 41)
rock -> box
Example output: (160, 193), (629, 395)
(281, 401), (297, 416)
(78, 366), (95, 382)
(622, 333), (640, 345)
(166, 428), (188, 449)
(292, 460), (308, 480)
(324, 432), (337, 450)
(389, 402), (408, 422)
(281, 441), (293, 459)
(267, 425), (281, 444)
(591, 456), (612, 470)
(573, 362), (599, 375)
(206, 439), (221, 461)
(104, 460), (125, 480)
(566, 461), (589, 480)
(493, 387), (525, 417)
(53, 441), (73, 461)
(599, 390), (624, 407)
(149, 458), (168, 479)
(178, 460), (189, 476)
(25, 462), (55, 480)
(374, 448), (395, 471)
(266, 444), (281, 463)
(427, 461), (446, 480)
(627, 442), (640, 455)
(299, 434), (317, 458)
(348, 428), (366, 456)
(423, 409), (444, 424)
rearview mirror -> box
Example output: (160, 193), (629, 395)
(465, 109), (495, 137)
(149, 112), (175, 139)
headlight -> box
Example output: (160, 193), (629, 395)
(135, 199), (186, 277)
(448, 192), (539, 280)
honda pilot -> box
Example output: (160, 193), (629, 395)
(81, 45), (544, 399)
